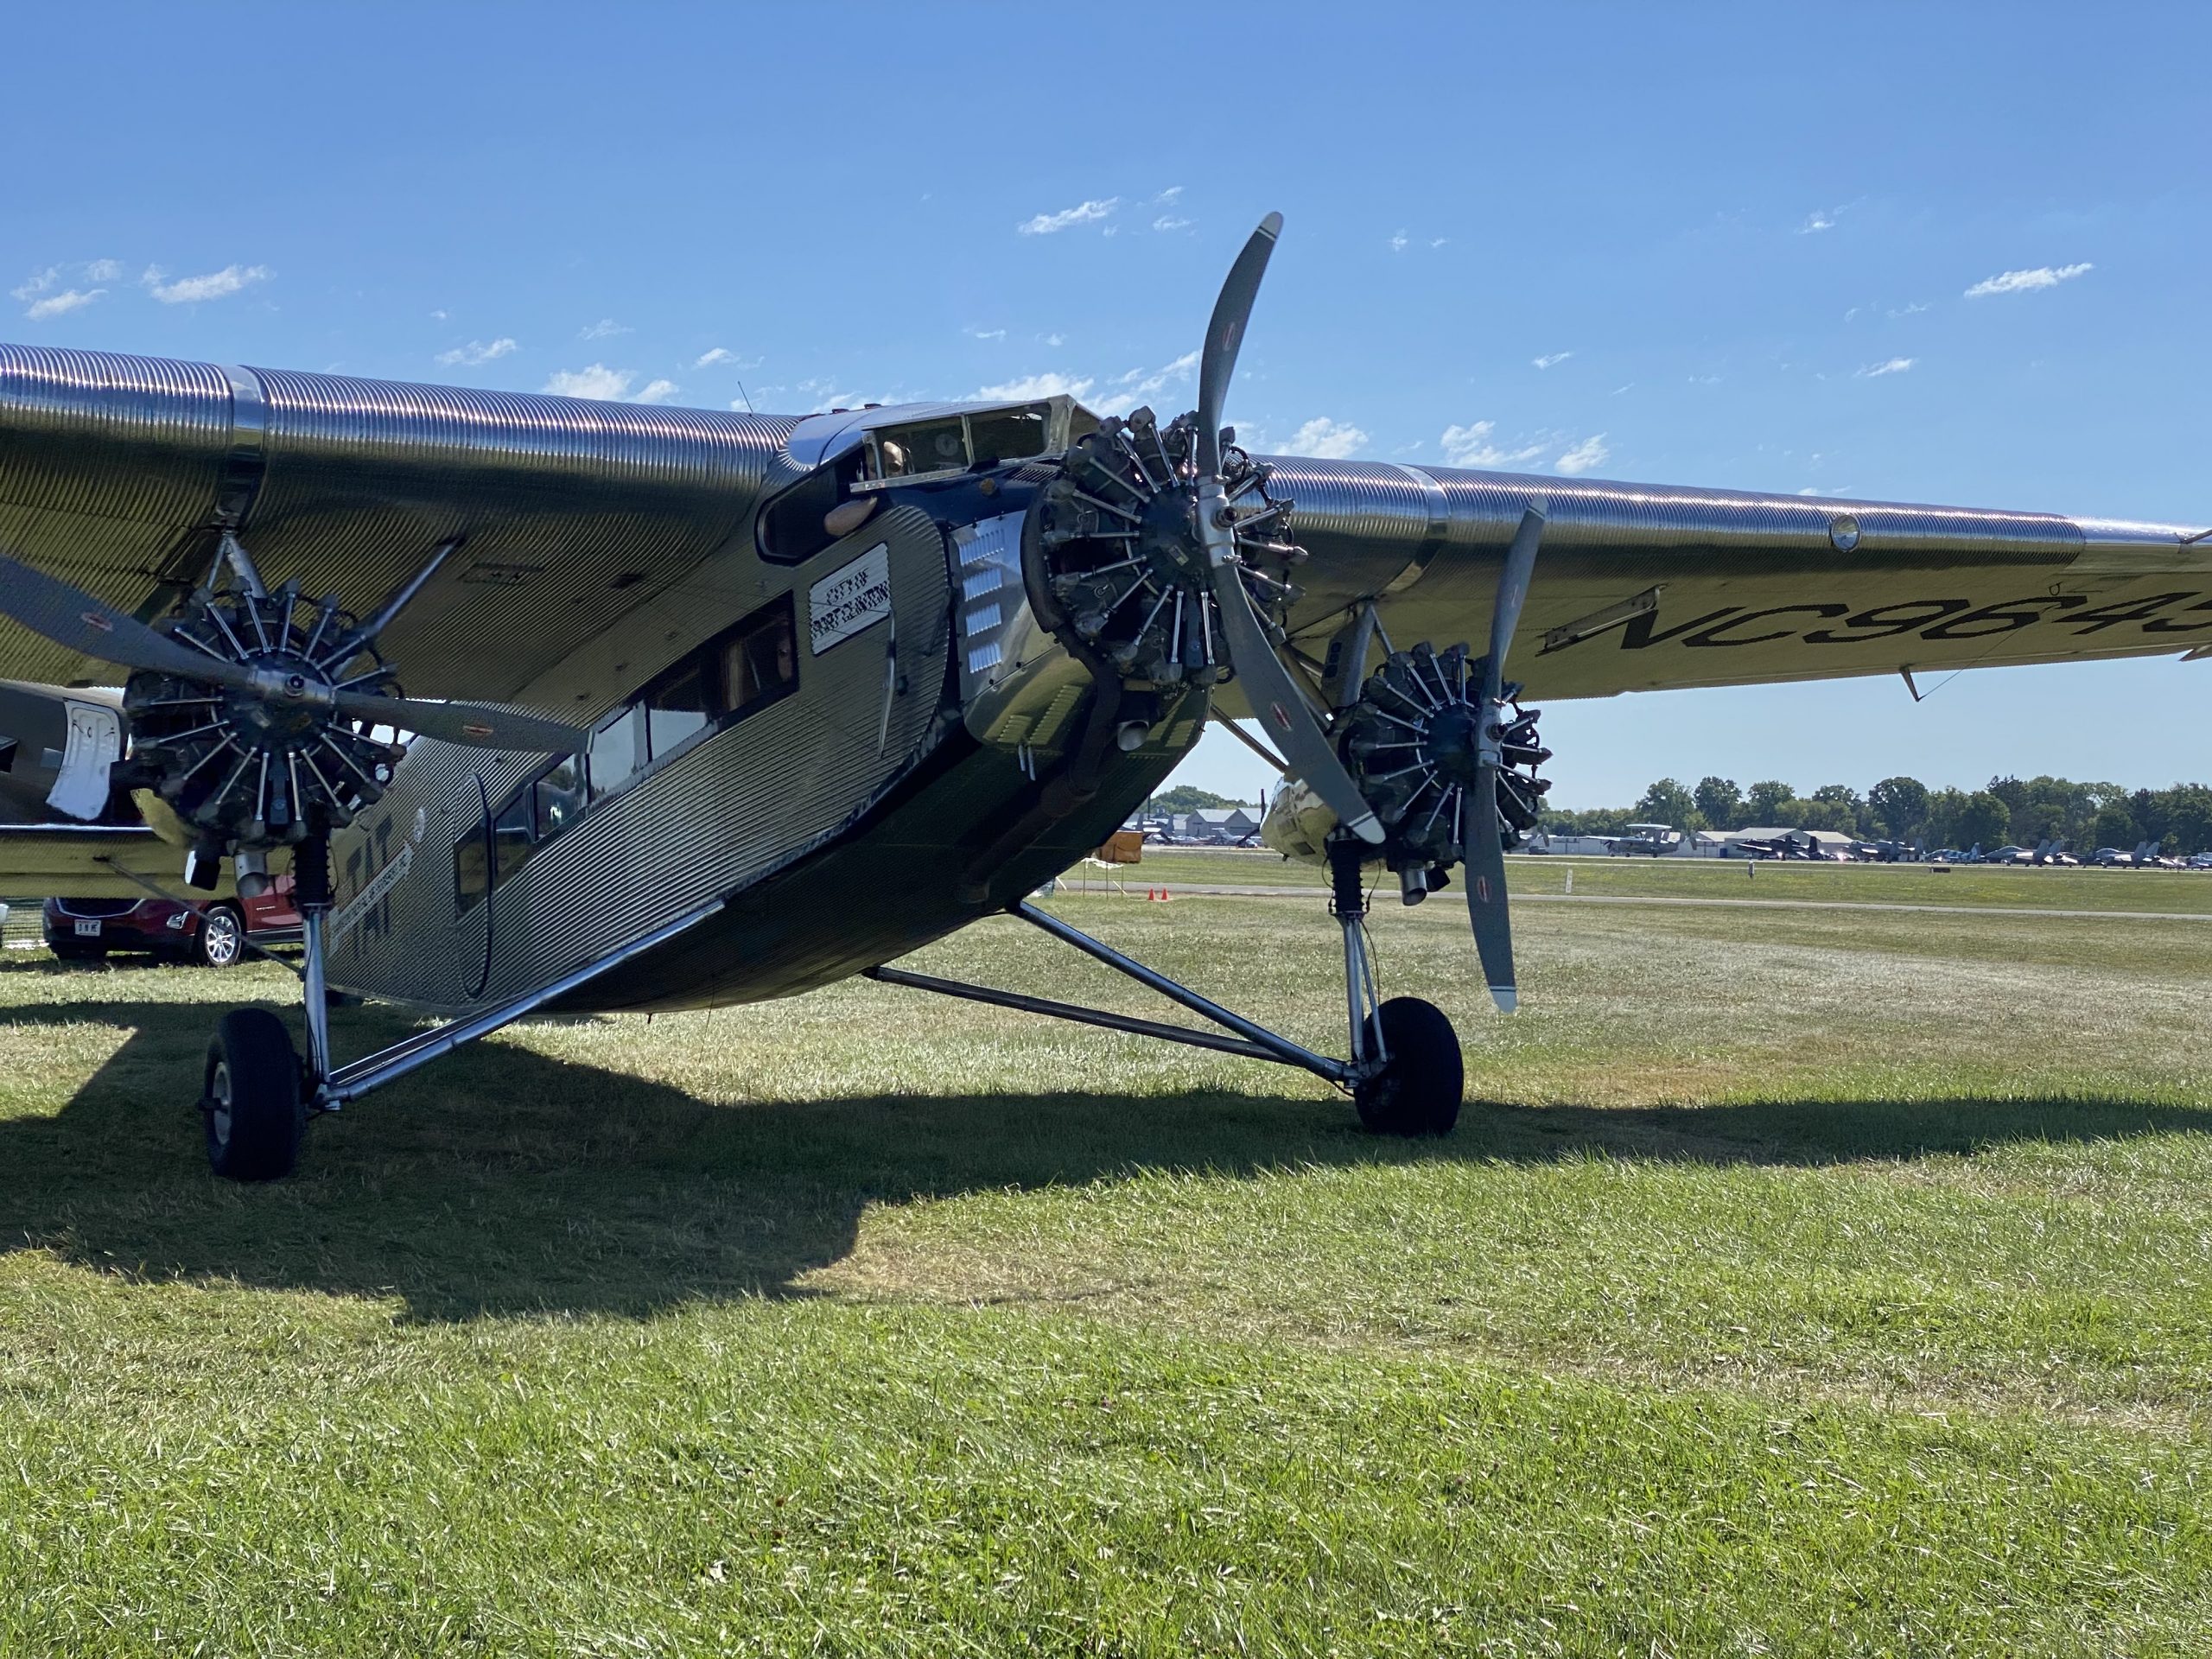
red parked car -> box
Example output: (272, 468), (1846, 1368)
(44, 876), (301, 969)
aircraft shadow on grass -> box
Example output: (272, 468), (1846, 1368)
(2, 963), (2207, 1323)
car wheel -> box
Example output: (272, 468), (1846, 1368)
(1354, 997), (1465, 1137)
(197, 905), (245, 969)
(201, 1008), (305, 1180)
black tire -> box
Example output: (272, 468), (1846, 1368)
(202, 1008), (306, 1180)
(196, 904), (245, 969)
(1354, 996), (1464, 1137)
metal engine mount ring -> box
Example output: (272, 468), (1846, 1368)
(1035, 405), (1306, 684)
(123, 584), (405, 851)
(1336, 642), (1551, 870)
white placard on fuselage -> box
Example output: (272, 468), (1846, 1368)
(809, 543), (892, 655)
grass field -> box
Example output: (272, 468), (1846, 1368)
(1110, 846), (2212, 914)
(3, 886), (2212, 1653)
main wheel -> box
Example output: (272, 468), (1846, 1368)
(195, 904), (245, 969)
(202, 1007), (306, 1180)
(1354, 996), (1465, 1136)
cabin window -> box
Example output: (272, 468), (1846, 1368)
(453, 824), (489, 910)
(719, 594), (798, 715)
(588, 705), (644, 798)
(534, 758), (587, 837)
(645, 656), (711, 760)
(492, 791), (536, 885)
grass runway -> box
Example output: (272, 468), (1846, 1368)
(3, 871), (2211, 1653)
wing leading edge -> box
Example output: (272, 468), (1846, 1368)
(1255, 456), (2209, 702)
(0, 342), (800, 701)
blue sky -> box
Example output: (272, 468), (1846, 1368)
(6, 3), (2207, 807)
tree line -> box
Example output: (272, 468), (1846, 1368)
(1541, 775), (2212, 855)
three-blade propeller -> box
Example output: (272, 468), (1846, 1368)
(0, 549), (587, 754)
(1195, 215), (1548, 1008)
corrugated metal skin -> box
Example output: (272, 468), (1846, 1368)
(325, 505), (951, 1016)
(0, 346), (236, 680)
(0, 341), (799, 696)
(0, 344), (233, 524)
(243, 369), (796, 699)
(1267, 456), (2100, 616)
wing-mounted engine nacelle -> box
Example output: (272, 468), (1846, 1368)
(1265, 642), (1552, 901)
(120, 581), (408, 855)
(1029, 406), (1306, 687)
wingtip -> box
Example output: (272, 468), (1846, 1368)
(1491, 987), (1518, 1014)
(1258, 212), (1284, 238)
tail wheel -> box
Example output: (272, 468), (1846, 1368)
(202, 1007), (306, 1180)
(197, 904), (245, 969)
(1354, 997), (1465, 1137)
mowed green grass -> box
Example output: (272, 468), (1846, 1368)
(1124, 846), (2212, 913)
(3, 893), (2212, 1654)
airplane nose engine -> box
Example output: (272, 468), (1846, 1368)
(1033, 406), (1305, 685)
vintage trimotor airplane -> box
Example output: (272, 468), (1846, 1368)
(0, 214), (2207, 1179)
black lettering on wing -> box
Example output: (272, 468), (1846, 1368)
(1919, 595), (2088, 640)
(1802, 600), (1969, 643)
(1681, 604), (1849, 647)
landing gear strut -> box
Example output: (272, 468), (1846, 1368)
(864, 856), (1465, 1136)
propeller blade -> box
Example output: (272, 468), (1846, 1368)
(1465, 765), (1516, 1012)
(1481, 503), (1547, 704)
(1463, 501), (1545, 1013)
(1208, 563), (1384, 843)
(1194, 213), (1283, 478)
(0, 550), (254, 690)
(332, 691), (586, 753)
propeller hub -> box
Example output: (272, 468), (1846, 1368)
(1037, 407), (1302, 685)
(1337, 641), (1551, 873)
(123, 586), (402, 850)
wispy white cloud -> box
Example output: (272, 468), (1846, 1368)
(1798, 208), (1840, 234)
(964, 326), (1007, 340)
(1155, 186), (1183, 203)
(976, 371), (1095, 401)
(1018, 198), (1118, 236)
(1039, 332), (1065, 347)
(1858, 356), (1916, 378)
(1611, 383), (1634, 396)
(83, 258), (121, 283)
(1554, 434), (1610, 475)
(1888, 300), (1929, 317)
(142, 264), (270, 303)
(435, 337), (517, 367)
(1796, 485), (1858, 497)
(1099, 349), (1198, 413)
(24, 288), (105, 320)
(794, 376), (874, 411)
(1965, 262), (2092, 298)
(1387, 229), (1408, 254)
(1532, 351), (1573, 370)
(1440, 422), (1545, 469)
(542, 364), (679, 403)
(1153, 215), (1191, 232)
(1285, 417), (1367, 460)
(692, 346), (740, 368)
(429, 308), (449, 321)
(1429, 238), (1448, 250)
(10, 267), (58, 300)
(579, 317), (632, 339)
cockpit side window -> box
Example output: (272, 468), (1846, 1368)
(756, 449), (867, 565)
